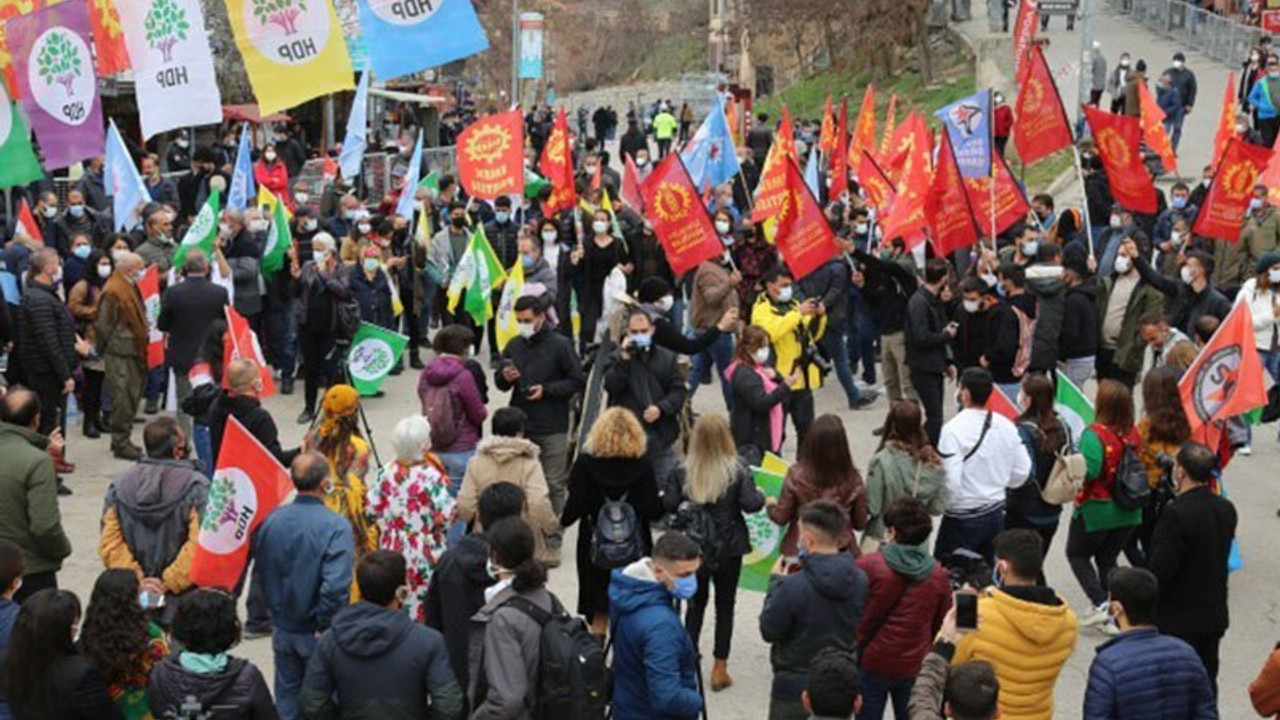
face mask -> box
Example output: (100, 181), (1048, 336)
(41, 206), (56, 219)
(656, 296), (675, 313)
(485, 559), (505, 582)
(1270, 269), (1280, 284)
(636, 156), (649, 167)
(362, 258), (379, 273)
(629, 333), (652, 349)
(111, 249), (127, 262)
(752, 347), (770, 364)
(264, 151), (277, 162)
(1173, 60), (1184, 69)
(521, 255), (534, 270)
(218, 222), (232, 237)
(714, 220), (732, 235)
(592, 220), (610, 235)
(1114, 255), (1133, 274)
(1171, 231), (1186, 245)
(176, 138), (189, 148)
(250, 219), (269, 233)
(1202, 178), (1212, 188)
(1254, 53), (1262, 62)
(996, 281), (1007, 298)
(542, 229), (558, 243)
(980, 272), (998, 288)
(97, 264), (112, 279)
(68, 205), (85, 218)
(302, 218), (318, 232)
(1238, 123), (1249, 134)
(776, 286), (793, 303)
(854, 222), (868, 235)
(1251, 198), (1265, 212)
(72, 245), (91, 259)
(517, 321), (536, 339)
(357, 222), (372, 235)
(1120, 59), (1130, 68)
(344, 209), (360, 220)
(963, 299), (981, 314)
(1270, 70), (1279, 79)
(51, 271), (62, 286)
(450, 217), (466, 229)
(495, 211), (511, 224)
(313, 251), (327, 265)
(671, 573), (698, 601)
(1180, 266), (1196, 284)
(295, 192), (310, 205)
(991, 564), (1004, 589)
(1171, 196), (1187, 209)
(1022, 240), (1039, 257)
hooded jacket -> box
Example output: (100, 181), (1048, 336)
(953, 585), (1079, 720)
(0, 422), (70, 575)
(856, 546), (952, 679)
(768, 464), (868, 558)
(99, 458), (208, 595)
(148, 655), (277, 720)
(300, 601), (464, 720)
(864, 445), (947, 539)
(419, 356), (487, 453)
(759, 551), (868, 701)
(423, 533), (493, 693)
(1061, 281), (1100, 359)
(456, 436), (559, 561)
(467, 585), (556, 720)
(609, 560), (703, 720)
(1026, 264), (1066, 371)
(1083, 627), (1216, 720)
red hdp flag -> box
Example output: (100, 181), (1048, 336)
(1179, 301), (1268, 451)
(849, 85), (876, 169)
(883, 112), (931, 185)
(963, 150), (1032, 238)
(987, 384), (1021, 421)
(1137, 81), (1177, 174)
(539, 108), (577, 217)
(857, 151), (897, 214)
(1192, 137), (1271, 242)
(1013, 45), (1074, 167)
(774, 157), (841, 280)
(1083, 106), (1157, 214)
(639, 154), (725, 277)
(1013, 0), (1040, 84)
(14, 199), (41, 244)
(831, 97), (850, 200)
(138, 266), (164, 370)
(1213, 72), (1238, 166)
(927, 132), (981, 257)
(879, 94), (899, 159)
(458, 109), (525, 200)
(88, 0), (130, 76)
(223, 306), (277, 398)
(881, 142), (932, 250)
(621, 154), (645, 213)
(819, 95), (837, 156)
(189, 416), (294, 589)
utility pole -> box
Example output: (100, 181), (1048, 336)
(511, 0), (520, 106)
(1078, 0), (1097, 124)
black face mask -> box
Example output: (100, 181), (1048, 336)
(450, 217), (466, 229)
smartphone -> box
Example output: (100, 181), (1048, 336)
(955, 593), (978, 631)
(139, 591), (166, 611)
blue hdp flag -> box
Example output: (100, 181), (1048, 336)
(934, 90), (992, 179)
(357, 0), (490, 81)
(680, 96), (741, 191)
(340, 72), (370, 182)
(395, 132), (424, 220)
(228, 124), (256, 211)
(105, 120), (149, 232)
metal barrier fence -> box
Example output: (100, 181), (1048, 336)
(1106, 0), (1268, 65)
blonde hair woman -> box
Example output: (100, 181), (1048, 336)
(665, 413), (764, 692)
(560, 407), (664, 636)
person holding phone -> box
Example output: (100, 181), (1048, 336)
(753, 266), (828, 446)
(904, 259), (955, 446)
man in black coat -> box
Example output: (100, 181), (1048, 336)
(207, 359), (294, 467)
(904, 259), (955, 446)
(1148, 441), (1237, 694)
(852, 242), (918, 404)
(1135, 249), (1231, 337)
(18, 248), (78, 442)
(157, 249), (229, 444)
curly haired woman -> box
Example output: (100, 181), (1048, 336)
(77, 569), (168, 720)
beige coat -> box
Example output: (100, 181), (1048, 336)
(457, 436), (559, 561)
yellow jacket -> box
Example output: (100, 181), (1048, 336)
(751, 294), (827, 390)
(953, 587), (1079, 720)
(99, 506), (200, 595)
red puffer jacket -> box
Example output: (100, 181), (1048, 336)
(855, 550), (953, 678)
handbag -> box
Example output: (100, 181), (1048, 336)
(1040, 423), (1086, 506)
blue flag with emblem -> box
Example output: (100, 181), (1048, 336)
(228, 124), (256, 211)
(681, 96), (741, 192)
(356, 0), (490, 81)
(933, 90), (992, 179)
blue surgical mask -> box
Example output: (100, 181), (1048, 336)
(672, 573), (698, 601)
(72, 245), (91, 259)
(521, 255), (534, 269)
(630, 333), (652, 350)
(68, 205), (85, 218)
(1171, 195), (1188, 209)
(991, 564), (1004, 588)
(495, 211), (511, 224)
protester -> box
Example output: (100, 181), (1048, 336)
(754, 267), (827, 444)
(97, 251), (149, 460)
(1008, 374), (1070, 563)
(18, 248), (79, 484)
(864, 401), (947, 543)
(1236, 251), (1280, 411)
(1130, 365), (1190, 567)
(65, 250), (110, 439)
(208, 359), (295, 466)
(1097, 236), (1166, 387)
(419, 324), (488, 492)
(1138, 310), (1198, 375)
(906, 622), (1000, 720)
(769, 414), (867, 561)
(1136, 250), (1231, 337)
(303, 385), (378, 565)
(295, 233), (350, 425)
(905, 259), (955, 445)
(727, 325), (791, 466)
(77, 569), (168, 720)
(688, 240), (741, 407)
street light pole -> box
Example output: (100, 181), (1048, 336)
(511, 0), (520, 106)
(1079, 0), (1097, 123)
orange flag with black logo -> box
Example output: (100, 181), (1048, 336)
(927, 132), (981, 256)
(1013, 45), (1073, 167)
(774, 157), (841, 280)
(538, 108), (576, 217)
(849, 85), (876, 169)
(1082, 106), (1157, 213)
(639, 153), (724, 276)
(1192, 137), (1271, 242)
(1137, 81), (1177, 174)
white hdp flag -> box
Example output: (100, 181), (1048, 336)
(117, 0), (223, 138)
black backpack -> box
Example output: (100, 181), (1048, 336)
(504, 596), (609, 720)
(333, 297), (362, 342)
(590, 493), (643, 569)
(668, 499), (724, 571)
(1112, 441), (1152, 511)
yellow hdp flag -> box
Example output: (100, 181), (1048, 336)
(224, 0), (353, 116)
(494, 257), (524, 353)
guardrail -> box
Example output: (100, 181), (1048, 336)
(1106, 0), (1268, 65)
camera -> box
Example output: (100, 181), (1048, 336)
(799, 344), (832, 376)
(1153, 452), (1178, 507)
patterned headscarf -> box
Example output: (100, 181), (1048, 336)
(317, 384), (360, 439)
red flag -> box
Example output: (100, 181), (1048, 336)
(88, 0), (131, 76)
(1179, 301), (1268, 449)
(880, 142), (931, 249)
(879, 94), (898, 159)
(1013, 0), (1039, 84)
(138, 266), (164, 370)
(963, 150), (1032, 238)
(1192, 138), (1271, 242)
(322, 157), (338, 184)
(1083, 106), (1157, 213)
(1013, 45), (1074, 167)
(639, 154), (724, 277)
(1213, 72), (1238, 165)
(818, 95), (836, 156)
(775, 106), (798, 163)
(987, 384), (1021, 421)
(14, 199), (42, 244)
(857, 151), (897, 214)
(751, 108), (798, 224)
(849, 85), (876, 169)
(539, 108), (577, 217)
(1262, 140), (1280, 209)
(457, 110), (525, 200)
(621, 154), (644, 212)
(927, 133), (981, 257)
(1137, 81), (1177, 174)
(774, 158), (841, 280)
(223, 306), (277, 398)
(831, 98), (850, 200)
(189, 416), (294, 589)
(726, 98), (742, 146)
(882, 112), (931, 184)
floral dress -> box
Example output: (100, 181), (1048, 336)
(109, 622), (169, 720)
(366, 453), (456, 622)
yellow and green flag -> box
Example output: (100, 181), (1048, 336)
(446, 227), (507, 326)
(223, 0), (353, 116)
(494, 255), (525, 352)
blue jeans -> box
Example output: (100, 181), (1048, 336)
(145, 365), (167, 403)
(934, 506), (1006, 567)
(272, 629), (317, 720)
(689, 330), (734, 409)
(266, 301), (299, 380)
(437, 449), (475, 544)
(858, 670), (915, 720)
(819, 326), (862, 404)
(192, 423), (212, 476)
(847, 318), (878, 385)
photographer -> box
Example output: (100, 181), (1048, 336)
(1131, 366), (1189, 567)
(752, 266), (827, 446)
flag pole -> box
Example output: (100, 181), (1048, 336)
(1073, 145), (1096, 258)
(987, 88), (997, 253)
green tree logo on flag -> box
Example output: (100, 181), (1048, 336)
(198, 469), (258, 554)
(346, 322), (408, 396)
(252, 0), (308, 35)
(145, 0), (190, 63)
(36, 31), (82, 96)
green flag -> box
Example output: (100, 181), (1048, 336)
(174, 188), (221, 269)
(740, 467), (786, 592)
(1055, 371), (1095, 446)
(261, 197), (292, 277)
(346, 322), (409, 396)
(418, 171), (439, 192)
(0, 101), (42, 190)
(463, 228), (507, 326)
(524, 169), (549, 200)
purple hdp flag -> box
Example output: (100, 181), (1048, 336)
(6, 1), (104, 171)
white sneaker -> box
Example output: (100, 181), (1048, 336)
(1081, 603), (1110, 627)
(1240, 444), (1253, 457)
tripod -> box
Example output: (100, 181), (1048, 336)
(303, 340), (384, 469)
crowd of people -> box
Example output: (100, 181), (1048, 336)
(0, 60), (1273, 719)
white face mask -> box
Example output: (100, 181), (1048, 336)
(358, 223), (372, 235)
(714, 220), (732, 235)
(302, 218), (318, 232)
(41, 206), (56, 219)
(1114, 255), (1133, 274)
(752, 347), (770, 364)
(854, 222), (868, 235)
(313, 251), (327, 265)
(980, 272), (998, 287)
(1270, 268), (1280, 284)
(541, 229), (558, 243)
(97, 264), (112, 279)
(517, 321), (536, 339)
(1180, 265), (1196, 284)
(656, 296), (675, 312)
(636, 156), (649, 167)
(1109, 214), (1122, 229)
(264, 151), (277, 163)
(776, 286), (793, 303)
(592, 220), (610, 235)
(250, 219), (269, 233)
(962, 299), (981, 314)
(295, 192), (310, 204)
(1022, 241), (1039, 257)
(111, 249), (128, 262)
(218, 222), (232, 237)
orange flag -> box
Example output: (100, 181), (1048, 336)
(879, 94), (898, 159)
(881, 138), (931, 249)
(458, 110), (525, 200)
(927, 132), (981, 257)
(1083, 106), (1157, 213)
(963, 150), (1031, 238)
(751, 107), (798, 223)
(1013, 45), (1074, 167)
(857, 150), (896, 214)
(831, 97), (850, 200)
(1013, 0), (1039, 84)
(1179, 301), (1267, 450)
(774, 157), (841, 280)
(1137, 81), (1177, 173)
(818, 94), (836, 156)
(883, 112), (931, 186)
(1213, 72), (1238, 166)
(1192, 137), (1271, 243)
(849, 85), (876, 168)
(775, 106), (798, 163)
(726, 98), (742, 146)
(539, 108), (577, 217)
(88, 0), (130, 75)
